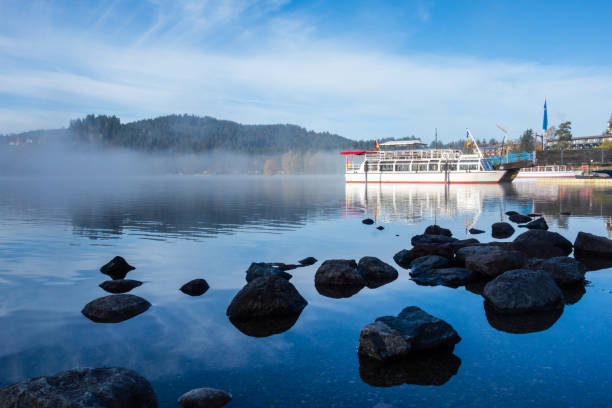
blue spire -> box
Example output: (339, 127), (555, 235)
(542, 99), (548, 131)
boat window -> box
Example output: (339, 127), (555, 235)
(380, 163), (394, 172)
(428, 163), (438, 171)
(395, 162), (411, 171)
(366, 163), (378, 171)
(417, 163), (427, 172)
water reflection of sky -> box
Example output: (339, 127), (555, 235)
(0, 176), (611, 407)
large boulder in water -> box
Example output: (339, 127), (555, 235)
(178, 388), (231, 408)
(82, 294), (151, 323)
(409, 255), (451, 274)
(465, 249), (527, 279)
(100, 256), (135, 280)
(508, 214), (532, 223)
(411, 234), (457, 246)
(574, 232), (612, 257)
(410, 267), (474, 288)
(226, 276), (307, 321)
(520, 217), (548, 230)
(530, 256), (586, 285)
(99, 279), (142, 294)
(245, 262), (292, 282)
(0, 367), (157, 407)
(393, 245), (453, 269)
(455, 243), (514, 266)
(357, 256), (398, 288)
(314, 259), (364, 287)
(424, 225), (452, 237)
(491, 222), (515, 239)
(513, 230), (573, 259)
(483, 269), (564, 314)
(358, 306), (461, 361)
(180, 279), (210, 296)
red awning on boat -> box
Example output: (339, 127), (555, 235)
(340, 150), (370, 155)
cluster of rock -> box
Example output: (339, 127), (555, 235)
(245, 256), (317, 282)
(314, 257), (398, 298)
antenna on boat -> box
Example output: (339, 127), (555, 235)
(435, 128), (438, 150)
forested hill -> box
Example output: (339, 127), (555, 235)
(66, 114), (378, 153)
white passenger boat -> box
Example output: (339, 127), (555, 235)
(516, 165), (581, 179)
(342, 139), (521, 184)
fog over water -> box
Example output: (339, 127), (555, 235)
(1, 176), (611, 407)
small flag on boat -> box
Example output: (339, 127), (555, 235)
(542, 99), (548, 132)
(466, 131), (470, 148)
(375, 140), (380, 151)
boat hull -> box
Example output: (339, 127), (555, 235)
(516, 171), (581, 179)
(345, 170), (510, 184)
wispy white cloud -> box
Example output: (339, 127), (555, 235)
(0, 0), (611, 141)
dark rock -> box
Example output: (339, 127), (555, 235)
(376, 226), (384, 230)
(561, 282), (587, 305)
(483, 269), (564, 314)
(574, 231), (612, 257)
(180, 279), (210, 296)
(469, 228), (485, 234)
(573, 253), (612, 271)
(99, 279), (142, 294)
(82, 295), (151, 323)
(528, 213), (542, 217)
(484, 302), (563, 334)
(100, 256), (135, 280)
(0, 367), (157, 408)
(465, 249), (527, 279)
(358, 352), (461, 387)
(357, 256), (398, 288)
(513, 230), (573, 259)
(314, 259), (364, 287)
(505, 211), (519, 216)
(358, 306), (461, 361)
(464, 280), (487, 296)
(315, 282), (363, 299)
(229, 313), (302, 337)
(447, 238), (480, 252)
(520, 217), (549, 230)
(409, 255), (451, 274)
(560, 211), (571, 215)
(509, 214), (532, 223)
(298, 257), (317, 266)
(245, 262), (292, 282)
(491, 222), (515, 239)
(226, 276), (307, 321)
(273, 263), (301, 271)
(410, 267), (474, 288)
(455, 244), (513, 266)
(532, 256), (586, 285)
(424, 225), (452, 237)
(362, 218), (374, 225)
(178, 387), (231, 408)
(393, 245), (453, 269)
(411, 234), (458, 246)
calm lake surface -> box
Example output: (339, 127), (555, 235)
(1, 176), (611, 407)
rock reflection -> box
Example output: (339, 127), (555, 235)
(358, 352), (461, 387)
(229, 312), (302, 338)
(484, 302), (563, 334)
(574, 252), (612, 271)
(561, 282), (587, 305)
(314, 282), (364, 299)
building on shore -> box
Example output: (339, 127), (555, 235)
(544, 114), (612, 149)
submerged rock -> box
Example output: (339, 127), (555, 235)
(520, 217), (549, 230)
(180, 279), (210, 296)
(298, 256), (318, 266)
(314, 259), (364, 287)
(532, 256), (586, 285)
(509, 214), (532, 223)
(357, 256), (398, 288)
(465, 249), (527, 279)
(411, 234), (458, 246)
(491, 222), (515, 239)
(513, 230), (573, 259)
(99, 279), (142, 294)
(362, 218), (374, 225)
(410, 267), (474, 288)
(376, 226), (385, 231)
(358, 352), (461, 387)
(358, 306), (461, 361)
(409, 255), (451, 274)
(245, 262), (292, 282)
(469, 228), (485, 234)
(226, 276), (307, 321)
(505, 211), (519, 216)
(178, 388), (231, 408)
(100, 256), (135, 280)
(483, 269), (564, 314)
(82, 294), (151, 323)
(0, 367), (157, 408)
(424, 225), (452, 237)
(574, 232), (612, 257)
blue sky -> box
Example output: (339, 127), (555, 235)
(0, 0), (611, 141)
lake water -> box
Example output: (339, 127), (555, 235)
(1, 176), (611, 407)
